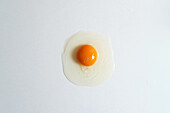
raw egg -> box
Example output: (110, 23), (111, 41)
(62, 31), (114, 86)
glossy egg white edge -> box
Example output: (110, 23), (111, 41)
(62, 31), (114, 86)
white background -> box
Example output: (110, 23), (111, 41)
(0, 0), (170, 113)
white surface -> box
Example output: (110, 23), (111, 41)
(0, 0), (170, 113)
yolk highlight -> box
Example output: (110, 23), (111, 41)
(77, 45), (97, 66)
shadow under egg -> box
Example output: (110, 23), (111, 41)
(72, 45), (82, 64)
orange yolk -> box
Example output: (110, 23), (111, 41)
(77, 45), (97, 66)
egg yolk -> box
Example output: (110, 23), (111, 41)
(77, 45), (97, 66)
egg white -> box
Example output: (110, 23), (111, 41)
(62, 31), (114, 86)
